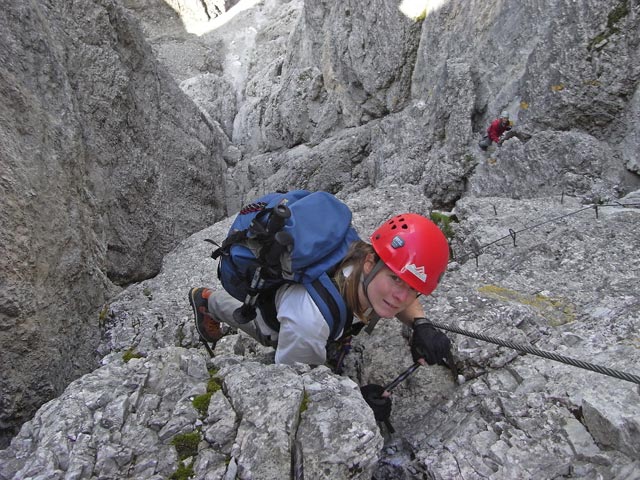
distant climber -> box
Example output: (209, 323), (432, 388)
(479, 111), (512, 150)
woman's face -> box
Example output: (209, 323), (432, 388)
(362, 257), (419, 318)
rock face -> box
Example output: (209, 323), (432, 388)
(0, 347), (383, 480)
(1, 0), (640, 478)
(0, 0), (226, 447)
(179, 0), (640, 210)
(2, 188), (639, 479)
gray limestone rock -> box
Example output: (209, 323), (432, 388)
(2, 0), (640, 478)
(181, 74), (238, 140)
(90, 189), (640, 479)
(0, 0), (227, 447)
(0, 349), (382, 480)
(3, 191), (640, 479)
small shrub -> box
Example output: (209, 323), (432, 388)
(170, 461), (194, 480)
(176, 325), (185, 344)
(299, 391), (310, 414)
(122, 348), (143, 363)
(207, 377), (222, 393)
(588, 32), (608, 50)
(588, 1), (629, 51)
(414, 9), (427, 21)
(607, 1), (629, 31)
(192, 370), (223, 417)
(171, 431), (200, 460)
(430, 212), (457, 240)
(98, 305), (109, 326)
(192, 393), (212, 417)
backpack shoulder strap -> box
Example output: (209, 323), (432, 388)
(305, 273), (352, 341)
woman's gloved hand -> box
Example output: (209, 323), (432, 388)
(360, 384), (391, 422)
(411, 318), (452, 366)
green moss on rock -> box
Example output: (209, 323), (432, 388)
(430, 212), (457, 240)
(171, 431), (200, 460)
(170, 460), (194, 480)
(122, 348), (143, 363)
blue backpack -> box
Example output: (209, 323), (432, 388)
(211, 190), (361, 341)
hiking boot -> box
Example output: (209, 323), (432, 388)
(189, 288), (223, 344)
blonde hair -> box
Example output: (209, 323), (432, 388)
(333, 240), (377, 322)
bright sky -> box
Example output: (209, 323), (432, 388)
(172, 0), (262, 36)
(398, 0), (449, 20)
(172, 0), (451, 36)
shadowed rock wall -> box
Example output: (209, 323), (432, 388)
(0, 0), (227, 447)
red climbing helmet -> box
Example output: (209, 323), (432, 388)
(370, 213), (449, 295)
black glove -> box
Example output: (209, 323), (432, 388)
(411, 319), (452, 366)
(360, 384), (391, 423)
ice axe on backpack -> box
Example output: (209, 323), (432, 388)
(233, 203), (293, 324)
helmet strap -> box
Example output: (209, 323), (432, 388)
(361, 259), (385, 333)
(362, 258), (385, 292)
(364, 312), (381, 334)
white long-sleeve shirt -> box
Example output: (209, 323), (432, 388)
(273, 284), (331, 365)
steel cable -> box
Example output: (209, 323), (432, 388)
(433, 202), (640, 385)
(428, 320), (640, 386)
(453, 202), (640, 264)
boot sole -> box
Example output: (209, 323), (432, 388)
(189, 289), (219, 344)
